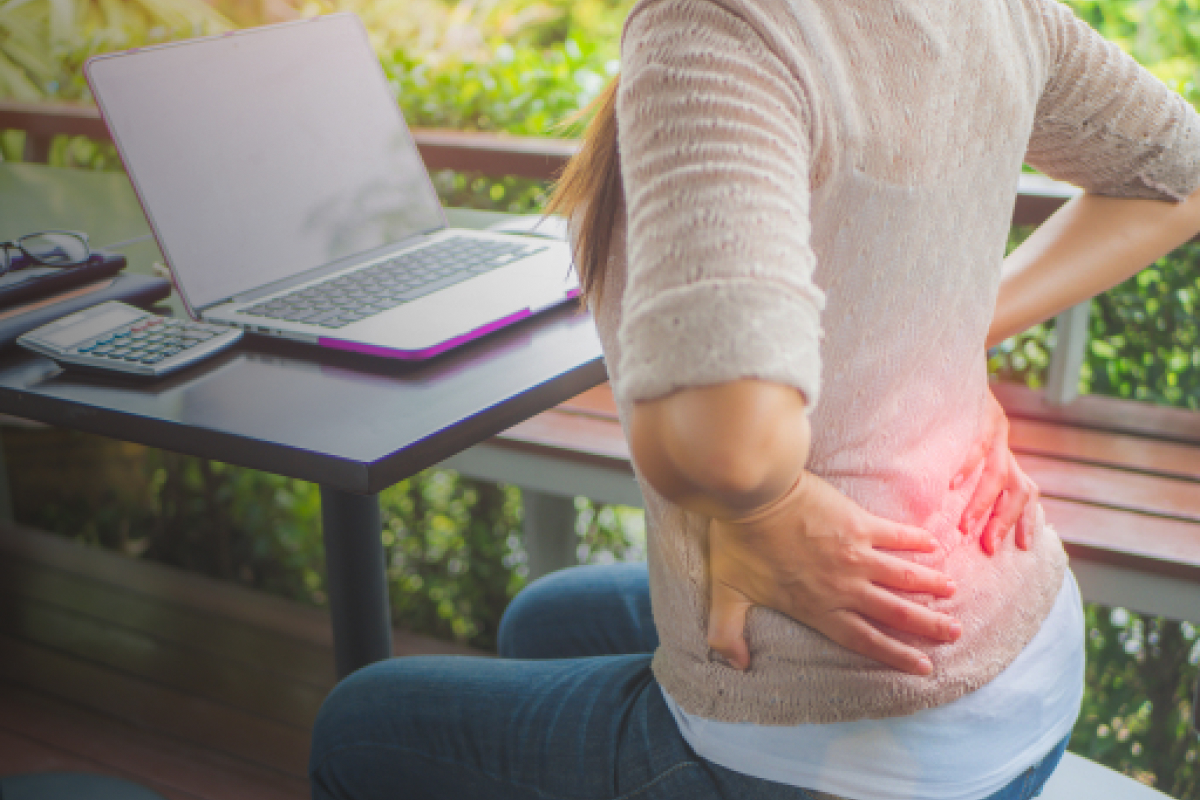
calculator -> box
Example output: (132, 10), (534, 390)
(17, 301), (242, 377)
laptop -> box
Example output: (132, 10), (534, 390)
(84, 13), (578, 360)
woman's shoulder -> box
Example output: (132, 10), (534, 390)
(621, 0), (811, 59)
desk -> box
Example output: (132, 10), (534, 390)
(0, 162), (606, 677)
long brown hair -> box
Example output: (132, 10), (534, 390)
(545, 77), (622, 304)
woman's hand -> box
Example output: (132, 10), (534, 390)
(707, 471), (961, 675)
(953, 387), (1038, 554)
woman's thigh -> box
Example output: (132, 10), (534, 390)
(498, 563), (657, 659)
(309, 653), (823, 800)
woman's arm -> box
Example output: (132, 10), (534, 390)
(630, 382), (961, 675)
(629, 380), (810, 520)
(988, 186), (1200, 349)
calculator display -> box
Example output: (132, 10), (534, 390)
(43, 306), (144, 347)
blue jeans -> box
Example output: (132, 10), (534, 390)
(310, 563), (1069, 800)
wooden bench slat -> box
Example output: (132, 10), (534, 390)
(555, 384), (620, 419)
(1046, 497), (1200, 581)
(0, 684), (305, 800)
(0, 631), (311, 777)
(1010, 418), (1200, 482)
(0, 588), (327, 729)
(0, 523), (337, 646)
(0, 557), (336, 689)
(497, 411), (631, 466)
(994, 382), (1200, 446)
(1020, 454), (1200, 524)
(0, 523), (480, 660)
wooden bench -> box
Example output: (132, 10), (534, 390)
(450, 380), (1200, 622)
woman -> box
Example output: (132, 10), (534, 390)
(310, 0), (1200, 797)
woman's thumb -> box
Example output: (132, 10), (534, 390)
(707, 580), (753, 670)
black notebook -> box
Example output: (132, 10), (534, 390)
(0, 252), (128, 309)
(0, 274), (173, 349)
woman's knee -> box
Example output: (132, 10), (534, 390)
(310, 659), (398, 773)
(498, 563), (653, 659)
(498, 567), (579, 658)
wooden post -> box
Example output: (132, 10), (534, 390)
(1045, 301), (1091, 405)
(22, 132), (53, 164)
(522, 490), (577, 580)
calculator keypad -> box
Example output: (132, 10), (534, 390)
(73, 317), (226, 365)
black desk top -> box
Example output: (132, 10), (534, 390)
(0, 163), (605, 493)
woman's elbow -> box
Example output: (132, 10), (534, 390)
(628, 381), (810, 512)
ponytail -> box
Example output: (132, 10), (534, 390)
(546, 76), (622, 304)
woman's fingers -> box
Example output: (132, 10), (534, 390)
(981, 472), (1031, 554)
(951, 440), (984, 490)
(960, 440), (1008, 535)
(952, 388), (1001, 489)
(870, 522), (938, 553)
(707, 579), (754, 670)
(870, 552), (956, 597)
(821, 610), (934, 675)
(1016, 476), (1039, 551)
(854, 584), (962, 643)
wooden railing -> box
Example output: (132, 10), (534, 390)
(0, 99), (1101, 405)
(0, 100), (579, 180)
(1, 99), (1078, 212)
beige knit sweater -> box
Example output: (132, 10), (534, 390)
(591, 0), (1200, 725)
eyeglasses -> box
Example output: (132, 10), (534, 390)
(0, 230), (91, 276)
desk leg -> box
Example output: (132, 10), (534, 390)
(320, 487), (393, 679)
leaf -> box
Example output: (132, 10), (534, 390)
(0, 46), (46, 99)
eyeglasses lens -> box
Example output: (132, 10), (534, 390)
(21, 232), (89, 266)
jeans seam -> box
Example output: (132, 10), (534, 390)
(312, 742), (702, 800)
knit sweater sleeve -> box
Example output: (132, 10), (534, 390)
(614, 0), (825, 408)
(1026, 0), (1200, 201)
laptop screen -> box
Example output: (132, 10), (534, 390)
(86, 14), (445, 312)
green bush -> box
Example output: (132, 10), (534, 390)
(991, 236), (1200, 409)
(1073, 607), (1199, 798)
(11, 433), (644, 652)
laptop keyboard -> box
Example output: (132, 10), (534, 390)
(240, 236), (547, 329)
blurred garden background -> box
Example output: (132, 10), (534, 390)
(0, 0), (1197, 795)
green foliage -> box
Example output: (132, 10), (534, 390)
(1066, 0), (1200, 105)
(385, 37), (614, 135)
(990, 233), (1200, 410)
(1073, 607), (1199, 798)
(383, 34), (616, 211)
(14, 434), (645, 652)
(0, 0), (230, 102)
